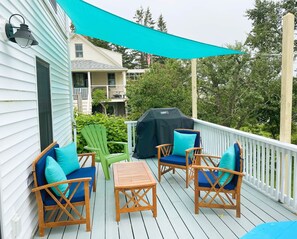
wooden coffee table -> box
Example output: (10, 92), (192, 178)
(113, 161), (157, 221)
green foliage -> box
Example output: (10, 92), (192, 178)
(132, 7), (168, 68)
(126, 59), (192, 120)
(92, 89), (107, 106)
(75, 113), (127, 154)
(86, 37), (112, 50)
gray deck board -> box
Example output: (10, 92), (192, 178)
(34, 158), (297, 239)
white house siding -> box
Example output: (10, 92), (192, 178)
(92, 71), (124, 86)
(70, 35), (123, 66)
(0, 1), (71, 239)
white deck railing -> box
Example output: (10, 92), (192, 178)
(125, 119), (297, 213)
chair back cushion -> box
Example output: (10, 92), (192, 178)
(175, 129), (200, 147)
(45, 156), (69, 197)
(35, 143), (59, 202)
(55, 142), (80, 175)
(81, 124), (110, 155)
(229, 142), (242, 187)
(172, 131), (196, 157)
(218, 145), (236, 185)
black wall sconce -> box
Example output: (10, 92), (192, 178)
(5, 14), (38, 48)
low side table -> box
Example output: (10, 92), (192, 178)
(113, 161), (157, 221)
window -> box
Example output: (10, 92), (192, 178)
(108, 73), (116, 87)
(49, 0), (57, 12)
(73, 73), (88, 87)
(75, 44), (83, 58)
(36, 57), (53, 151)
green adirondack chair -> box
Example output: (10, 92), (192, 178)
(81, 124), (130, 180)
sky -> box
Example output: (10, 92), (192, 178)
(85, 0), (255, 47)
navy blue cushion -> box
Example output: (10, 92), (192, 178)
(229, 142), (242, 187)
(44, 167), (96, 206)
(198, 171), (236, 190)
(160, 154), (192, 166)
(35, 144), (59, 202)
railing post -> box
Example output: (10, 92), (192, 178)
(126, 122), (133, 155)
(279, 13), (295, 201)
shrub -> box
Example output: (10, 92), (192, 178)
(75, 113), (128, 153)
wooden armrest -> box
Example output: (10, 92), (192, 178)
(78, 152), (96, 167)
(32, 177), (91, 193)
(78, 152), (95, 157)
(156, 143), (172, 149)
(194, 154), (221, 159)
(192, 165), (245, 176)
(185, 147), (203, 152)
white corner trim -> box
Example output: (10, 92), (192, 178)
(0, 16), (9, 41)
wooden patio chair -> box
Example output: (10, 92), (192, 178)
(31, 142), (96, 236)
(193, 141), (244, 217)
(156, 129), (202, 188)
(81, 124), (130, 180)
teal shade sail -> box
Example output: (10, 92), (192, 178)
(57, 0), (243, 59)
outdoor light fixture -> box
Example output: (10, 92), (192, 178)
(5, 14), (38, 48)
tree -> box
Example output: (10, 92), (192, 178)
(197, 43), (260, 128)
(157, 14), (167, 32)
(132, 7), (168, 68)
(92, 89), (110, 114)
(86, 37), (111, 50)
(243, 0), (297, 138)
(126, 59), (192, 120)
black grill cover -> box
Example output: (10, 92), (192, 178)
(133, 108), (194, 158)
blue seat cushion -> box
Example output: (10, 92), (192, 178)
(44, 166), (96, 206)
(160, 154), (192, 166)
(198, 171), (236, 190)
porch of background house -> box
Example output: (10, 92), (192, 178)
(34, 119), (297, 239)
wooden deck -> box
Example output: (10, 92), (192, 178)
(34, 158), (297, 239)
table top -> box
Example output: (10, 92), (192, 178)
(113, 161), (156, 189)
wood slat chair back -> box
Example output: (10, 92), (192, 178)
(81, 124), (130, 180)
(156, 128), (202, 188)
(193, 141), (244, 217)
(82, 124), (109, 155)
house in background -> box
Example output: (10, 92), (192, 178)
(70, 34), (128, 116)
(0, 1), (72, 238)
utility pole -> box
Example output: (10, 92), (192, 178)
(279, 12), (294, 198)
(191, 59), (197, 119)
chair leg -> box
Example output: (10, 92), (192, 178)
(186, 169), (189, 188)
(158, 163), (161, 182)
(195, 189), (199, 214)
(39, 227), (45, 237)
(236, 192), (241, 218)
(101, 161), (110, 180)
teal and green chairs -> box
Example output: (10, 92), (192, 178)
(81, 124), (130, 180)
(193, 141), (244, 217)
(156, 129), (202, 188)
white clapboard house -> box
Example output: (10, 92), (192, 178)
(0, 1), (72, 238)
(70, 34), (128, 116)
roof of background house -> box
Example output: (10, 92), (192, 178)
(71, 60), (127, 71)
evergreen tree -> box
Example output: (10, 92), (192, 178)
(86, 37), (111, 50)
(157, 14), (167, 32)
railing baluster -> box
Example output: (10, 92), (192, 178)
(261, 142), (265, 190)
(293, 153), (297, 209)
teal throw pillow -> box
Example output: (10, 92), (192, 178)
(172, 131), (196, 157)
(55, 142), (80, 175)
(45, 156), (69, 197)
(218, 145), (236, 186)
